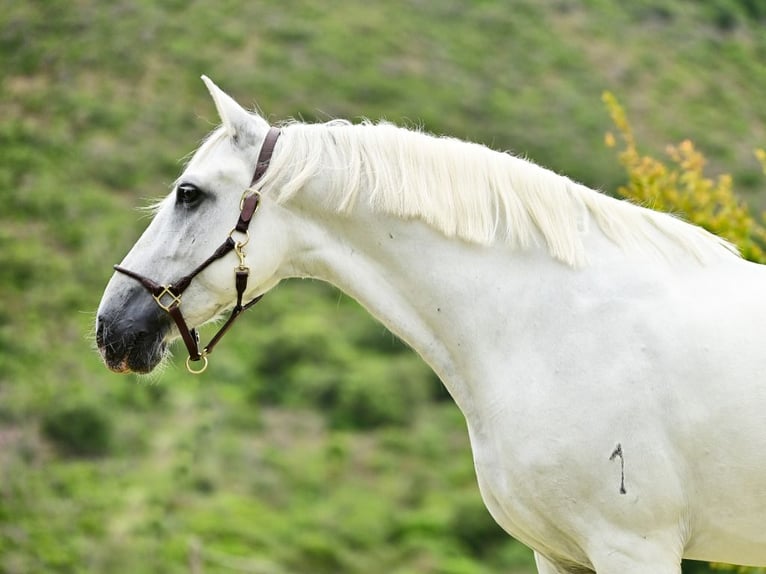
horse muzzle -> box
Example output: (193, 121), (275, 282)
(96, 297), (170, 374)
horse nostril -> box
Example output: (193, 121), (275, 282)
(95, 315), (108, 347)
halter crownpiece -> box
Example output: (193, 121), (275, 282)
(114, 127), (281, 374)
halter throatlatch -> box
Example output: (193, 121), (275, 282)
(114, 127), (281, 374)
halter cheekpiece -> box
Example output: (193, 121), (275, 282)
(114, 127), (281, 374)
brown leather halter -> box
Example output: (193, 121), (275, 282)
(114, 127), (281, 374)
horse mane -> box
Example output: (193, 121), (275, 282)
(257, 120), (739, 267)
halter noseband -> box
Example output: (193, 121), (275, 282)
(114, 127), (281, 374)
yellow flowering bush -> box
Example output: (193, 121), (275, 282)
(603, 91), (766, 264)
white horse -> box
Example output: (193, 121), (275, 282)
(96, 77), (766, 573)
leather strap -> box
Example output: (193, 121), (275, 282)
(251, 127), (281, 185)
(235, 127), (279, 232)
(169, 304), (202, 360)
(111, 265), (165, 297)
(171, 237), (236, 295)
(236, 194), (260, 233)
(114, 237), (235, 304)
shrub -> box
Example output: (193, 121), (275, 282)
(41, 403), (113, 457)
(450, 495), (508, 557)
(603, 91), (766, 264)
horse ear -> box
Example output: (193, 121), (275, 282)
(201, 75), (265, 144)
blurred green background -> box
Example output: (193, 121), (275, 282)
(2, 1), (765, 573)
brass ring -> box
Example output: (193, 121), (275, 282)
(227, 228), (250, 249)
(185, 355), (209, 374)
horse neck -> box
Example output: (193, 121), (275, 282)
(280, 194), (568, 416)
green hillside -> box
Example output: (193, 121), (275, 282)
(1, 1), (765, 572)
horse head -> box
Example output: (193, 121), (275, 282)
(96, 77), (290, 374)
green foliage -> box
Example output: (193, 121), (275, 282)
(1, 1), (765, 573)
(450, 495), (509, 558)
(240, 284), (432, 429)
(41, 404), (113, 457)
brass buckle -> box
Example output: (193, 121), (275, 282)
(153, 285), (182, 312)
(239, 189), (261, 211)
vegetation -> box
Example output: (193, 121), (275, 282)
(604, 92), (766, 262)
(1, 1), (765, 572)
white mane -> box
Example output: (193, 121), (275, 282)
(256, 120), (739, 267)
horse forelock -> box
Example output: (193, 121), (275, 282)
(248, 120), (741, 267)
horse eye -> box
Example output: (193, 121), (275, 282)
(176, 183), (202, 206)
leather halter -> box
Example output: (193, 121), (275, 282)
(114, 127), (281, 374)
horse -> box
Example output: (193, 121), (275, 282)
(96, 76), (766, 573)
